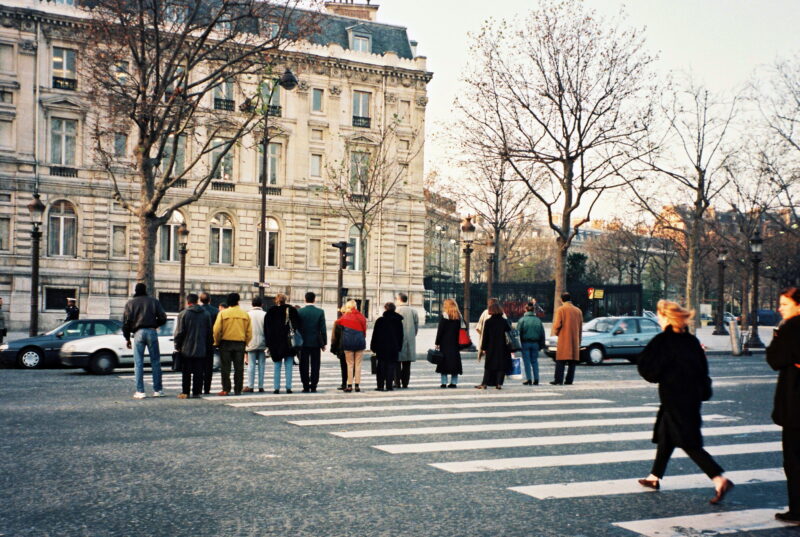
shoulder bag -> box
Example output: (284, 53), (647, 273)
(286, 308), (303, 349)
(458, 317), (473, 350)
(505, 321), (522, 352)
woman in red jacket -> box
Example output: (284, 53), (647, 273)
(335, 300), (367, 392)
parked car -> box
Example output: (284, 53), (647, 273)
(60, 317), (176, 374)
(545, 316), (662, 365)
(642, 310), (656, 320)
(757, 309), (781, 327)
(0, 319), (123, 369)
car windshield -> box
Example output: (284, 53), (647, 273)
(584, 318), (615, 333)
(45, 321), (73, 336)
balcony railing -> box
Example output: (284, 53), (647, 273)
(50, 166), (78, 177)
(211, 181), (235, 192)
(52, 77), (77, 90)
(267, 105), (282, 117)
(259, 186), (282, 196)
(352, 116), (371, 128)
(171, 178), (188, 188)
(349, 193), (370, 203)
(214, 98), (235, 111)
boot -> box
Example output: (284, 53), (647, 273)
(354, 384), (361, 392)
(344, 384), (352, 393)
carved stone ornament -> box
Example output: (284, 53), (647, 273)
(1, 17), (17, 29)
(313, 64), (327, 75)
(329, 85), (342, 96)
(19, 40), (38, 55)
(359, 73), (368, 82)
(415, 96), (429, 108)
(401, 78), (413, 88)
(298, 80), (309, 91)
(385, 93), (397, 103)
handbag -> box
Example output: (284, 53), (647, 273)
(370, 354), (378, 375)
(171, 350), (183, 372)
(427, 348), (443, 365)
(286, 308), (303, 349)
(458, 318), (473, 350)
(505, 325), (522, 352)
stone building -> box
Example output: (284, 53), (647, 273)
(0, 0), (431, 330)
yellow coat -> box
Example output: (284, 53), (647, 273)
(213, 305), (252, 346)
(552, 302), (583, 361)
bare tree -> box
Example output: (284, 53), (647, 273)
(452, 0), (654, 308)
(84, 0), (318, 292)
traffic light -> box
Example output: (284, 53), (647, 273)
(344, 240), (355, 269)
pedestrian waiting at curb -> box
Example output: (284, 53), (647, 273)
(244, 297), (267, 393)
(213, 293), (251, 396)
(394, 292), (418, 389)
(435, 298), (463, 388)
(330, 316), (347, 390)
(476, 302), (511, 390)
(336, 299), (367, 393)
(297, 292), (327, 393)
(371, 302), (404, 391)
(517, 302), (546, 385)
(550, 292), (582, 385)
(199, 292), (219, 395)
(766, 287), (800, 524)
(636, 299), (734, 504)
(265, 293), (301, 394)
(122, 283), (167, 399)
(173, 293), (213, 399)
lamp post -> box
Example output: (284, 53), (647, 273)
(712, 250), (728, 335)
(435, 225), (445, 316)
(27, 193), (45, 337)
(461, 216), (476, 330)
(254, 68), (297, 298)
(486, 240), (496, 300)
(177, 223), (190, 311)
(746, 230), (764, 349)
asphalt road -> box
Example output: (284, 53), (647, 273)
(0, 354), (794, 537)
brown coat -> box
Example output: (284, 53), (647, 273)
(552, 301), (583, 361)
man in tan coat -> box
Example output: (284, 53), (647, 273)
(550, 292), (583, 385)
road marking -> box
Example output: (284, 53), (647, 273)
(253, 398), (611, 417)
(374, 424), (780, 454)
(429, 441), (782, 473)
(226, 391), (561, 407)
(331, 415), (732, 438)
(287, 405), (657, 426)
(510, 467), (785, 499)
(612, 507), (793, 536)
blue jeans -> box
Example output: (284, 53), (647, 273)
(247, 350), (266, 389)
(521, 342), (540, 382)
(273, 357), (293, 390)
(441, 374), (459, 385)
(133, 328), (162, 393)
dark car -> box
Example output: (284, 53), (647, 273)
(0, 319), (122, 369)
(756, 309), (781, 327)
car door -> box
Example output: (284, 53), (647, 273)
(638, 318), (661, 350)
(156, 319), (176, 362)
(609, 319), (640, 357)
(44, 320), (92, 360)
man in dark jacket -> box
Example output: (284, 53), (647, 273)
(173, 293), (213, 399)
(65, 298), (80, 321)
(123, 283), (168, 399)
(297, 292), (327, 393)
(370, 303), (404, 391)
(199, 292), (219, 395)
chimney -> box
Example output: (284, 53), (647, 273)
(409, 40), (418, 57)
(324, 1), (379, 21)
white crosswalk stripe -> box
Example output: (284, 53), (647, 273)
(225, 391), (561, 407)
(612, 507), (794, 536)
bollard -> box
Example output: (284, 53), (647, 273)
(729, 320), (742, 356)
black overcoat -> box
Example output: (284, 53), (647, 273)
(265, 304), (302, 361)
(435, 317), (463, 375)
(481, 314), (512, 374)
(637, 326), (711, 449)
(370, 311), (404, 362)
(766, 315), (800, 428)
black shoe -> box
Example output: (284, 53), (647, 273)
(286, 389), (293, 394)
(354, 385), (360, 393)
(302, 388), (310, 393)
(385, 387), (394, 391)
(533, 380), (539, 385)
(337, 385), (345, 391)
(258, 388), (265, 393)
(375, 387), (384, 391)
(564, 381), (573, 385)
(273, 389), (280, 394)
(311, 387), (317, 393)
(440, 384), (447, 388)
(550, 381), (563, 385)
(447, 384), (457, 388)
(522, 380), (532, 385)
(203, 391), (210, 395)
(402, 385), (408, 389)
(775, 512), (800, 524)
(345, 385), (352, 393)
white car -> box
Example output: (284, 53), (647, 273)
(60, 317), (176, 374)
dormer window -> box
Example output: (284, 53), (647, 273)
(352, 35), (371, 53)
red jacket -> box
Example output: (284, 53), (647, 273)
(337, 310), (367, 333)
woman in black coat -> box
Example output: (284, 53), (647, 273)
(636, 299), (733, 504)
(370, 302), (404, 391)
(476, 302), (511, 390)
(265, 293), (302, 394)
(766, 287), (800, 523)
(436, 298), (463, 388)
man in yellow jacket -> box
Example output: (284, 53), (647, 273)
(213, 292), (252, 396)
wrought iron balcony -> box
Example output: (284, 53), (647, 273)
(259, 186), (282, 196)
(348, 193), (370, 203)
(211, 181), (235, 192)
(352, 116), (371, 128)
(267, 105), (282, 117)
(49, 166), (78, 177)
(171, 178), (188, 188)
(214, 98), (235, 111)
(52, 77), (77, 90)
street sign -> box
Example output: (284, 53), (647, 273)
(252, 282), (271, 288)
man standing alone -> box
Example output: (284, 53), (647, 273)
(173, 293), (213, 399)
(65, 298), (80, 321)
(395, 293), (418, 389)
(199, 292), (219, 395)
(213, 293), (251, 396)
(551, 292), (583, 385)
(297, 292), (326, 393)
(123, 283), (168, 399)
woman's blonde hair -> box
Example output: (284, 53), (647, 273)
(656, 299), (694, 332)
(341, 299), (358, 314)
(442, 298), (461, 320)
(275, 293), (288, 305)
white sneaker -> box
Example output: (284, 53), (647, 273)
(152, 391), (165, 397)
(133, 392), (146, 399)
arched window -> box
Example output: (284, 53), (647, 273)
(159, 211), (184, 262)
(348, 225), (367, 271)
(257, 217), (280, 267)
(48, 200), (77, 257)
(210, 213), (234, 265)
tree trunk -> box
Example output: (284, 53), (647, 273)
(685, 219), (702, 333)
(493, 226), (501, 285)
(360, 232), (367, 317)
(553, 237), (568, 310)
(137, 214), (158, 296)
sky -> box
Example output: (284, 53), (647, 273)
(373, 0), (800, 182)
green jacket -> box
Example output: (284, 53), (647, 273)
(297, 304), (327, 348)
(516, 312), (546, 347)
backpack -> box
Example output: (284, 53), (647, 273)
(342, 326), (366, 351)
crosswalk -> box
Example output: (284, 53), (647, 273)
(120, 363), (791, 535)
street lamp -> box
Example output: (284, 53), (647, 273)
(435, 225), (446, 316)
(27, 193), (45, 337)
(255, 68), (297, 298)
(713, 250), (728, 335)
(486, 240), (496, 300)
(461, 216), (476, 330)
(177, 223), (190, 311)
(746, 230), (764, 349)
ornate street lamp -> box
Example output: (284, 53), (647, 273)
(435, 224), (445, 316)
(713, 250), (728, 335)
(486, 240), (496, 300)
(461, 216), (476, 330)
(27, 193), (46, 337)
(177, 223), (190, 311)
(746, 230), (764, 349)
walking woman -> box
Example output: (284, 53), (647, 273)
(476, 302), (511, 390)
(335, 299), (367, 393)
(516, 302), (546, 385)
(265, 293), (301, 394)
(436, 298), (463, 388)
(636, 299), (734, 503)
(767, 287), (800, 524)
(370, 302), (404, 391)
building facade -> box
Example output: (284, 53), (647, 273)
(0, 0), (431, 330)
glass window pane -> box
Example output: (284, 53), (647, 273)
(267, 231), (277, 267)
(268, 143), (279, 184)
(210, 228), (220, 264)
(0, 217), (9, 250)
(312, 88), (323, 112)
(159, 225), (171, 261)
(221, 228), (232, 264)
(269, 85), (280, 106)
(114, 133), (127, 157)
(64, 124), (76, 165)
(63, 216), (76, 256)
(48, 216), (61, 256)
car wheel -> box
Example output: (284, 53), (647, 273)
(587, 345), (605, 365)
(89, 351), (117, 374)
(18, 347), (45, 369)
